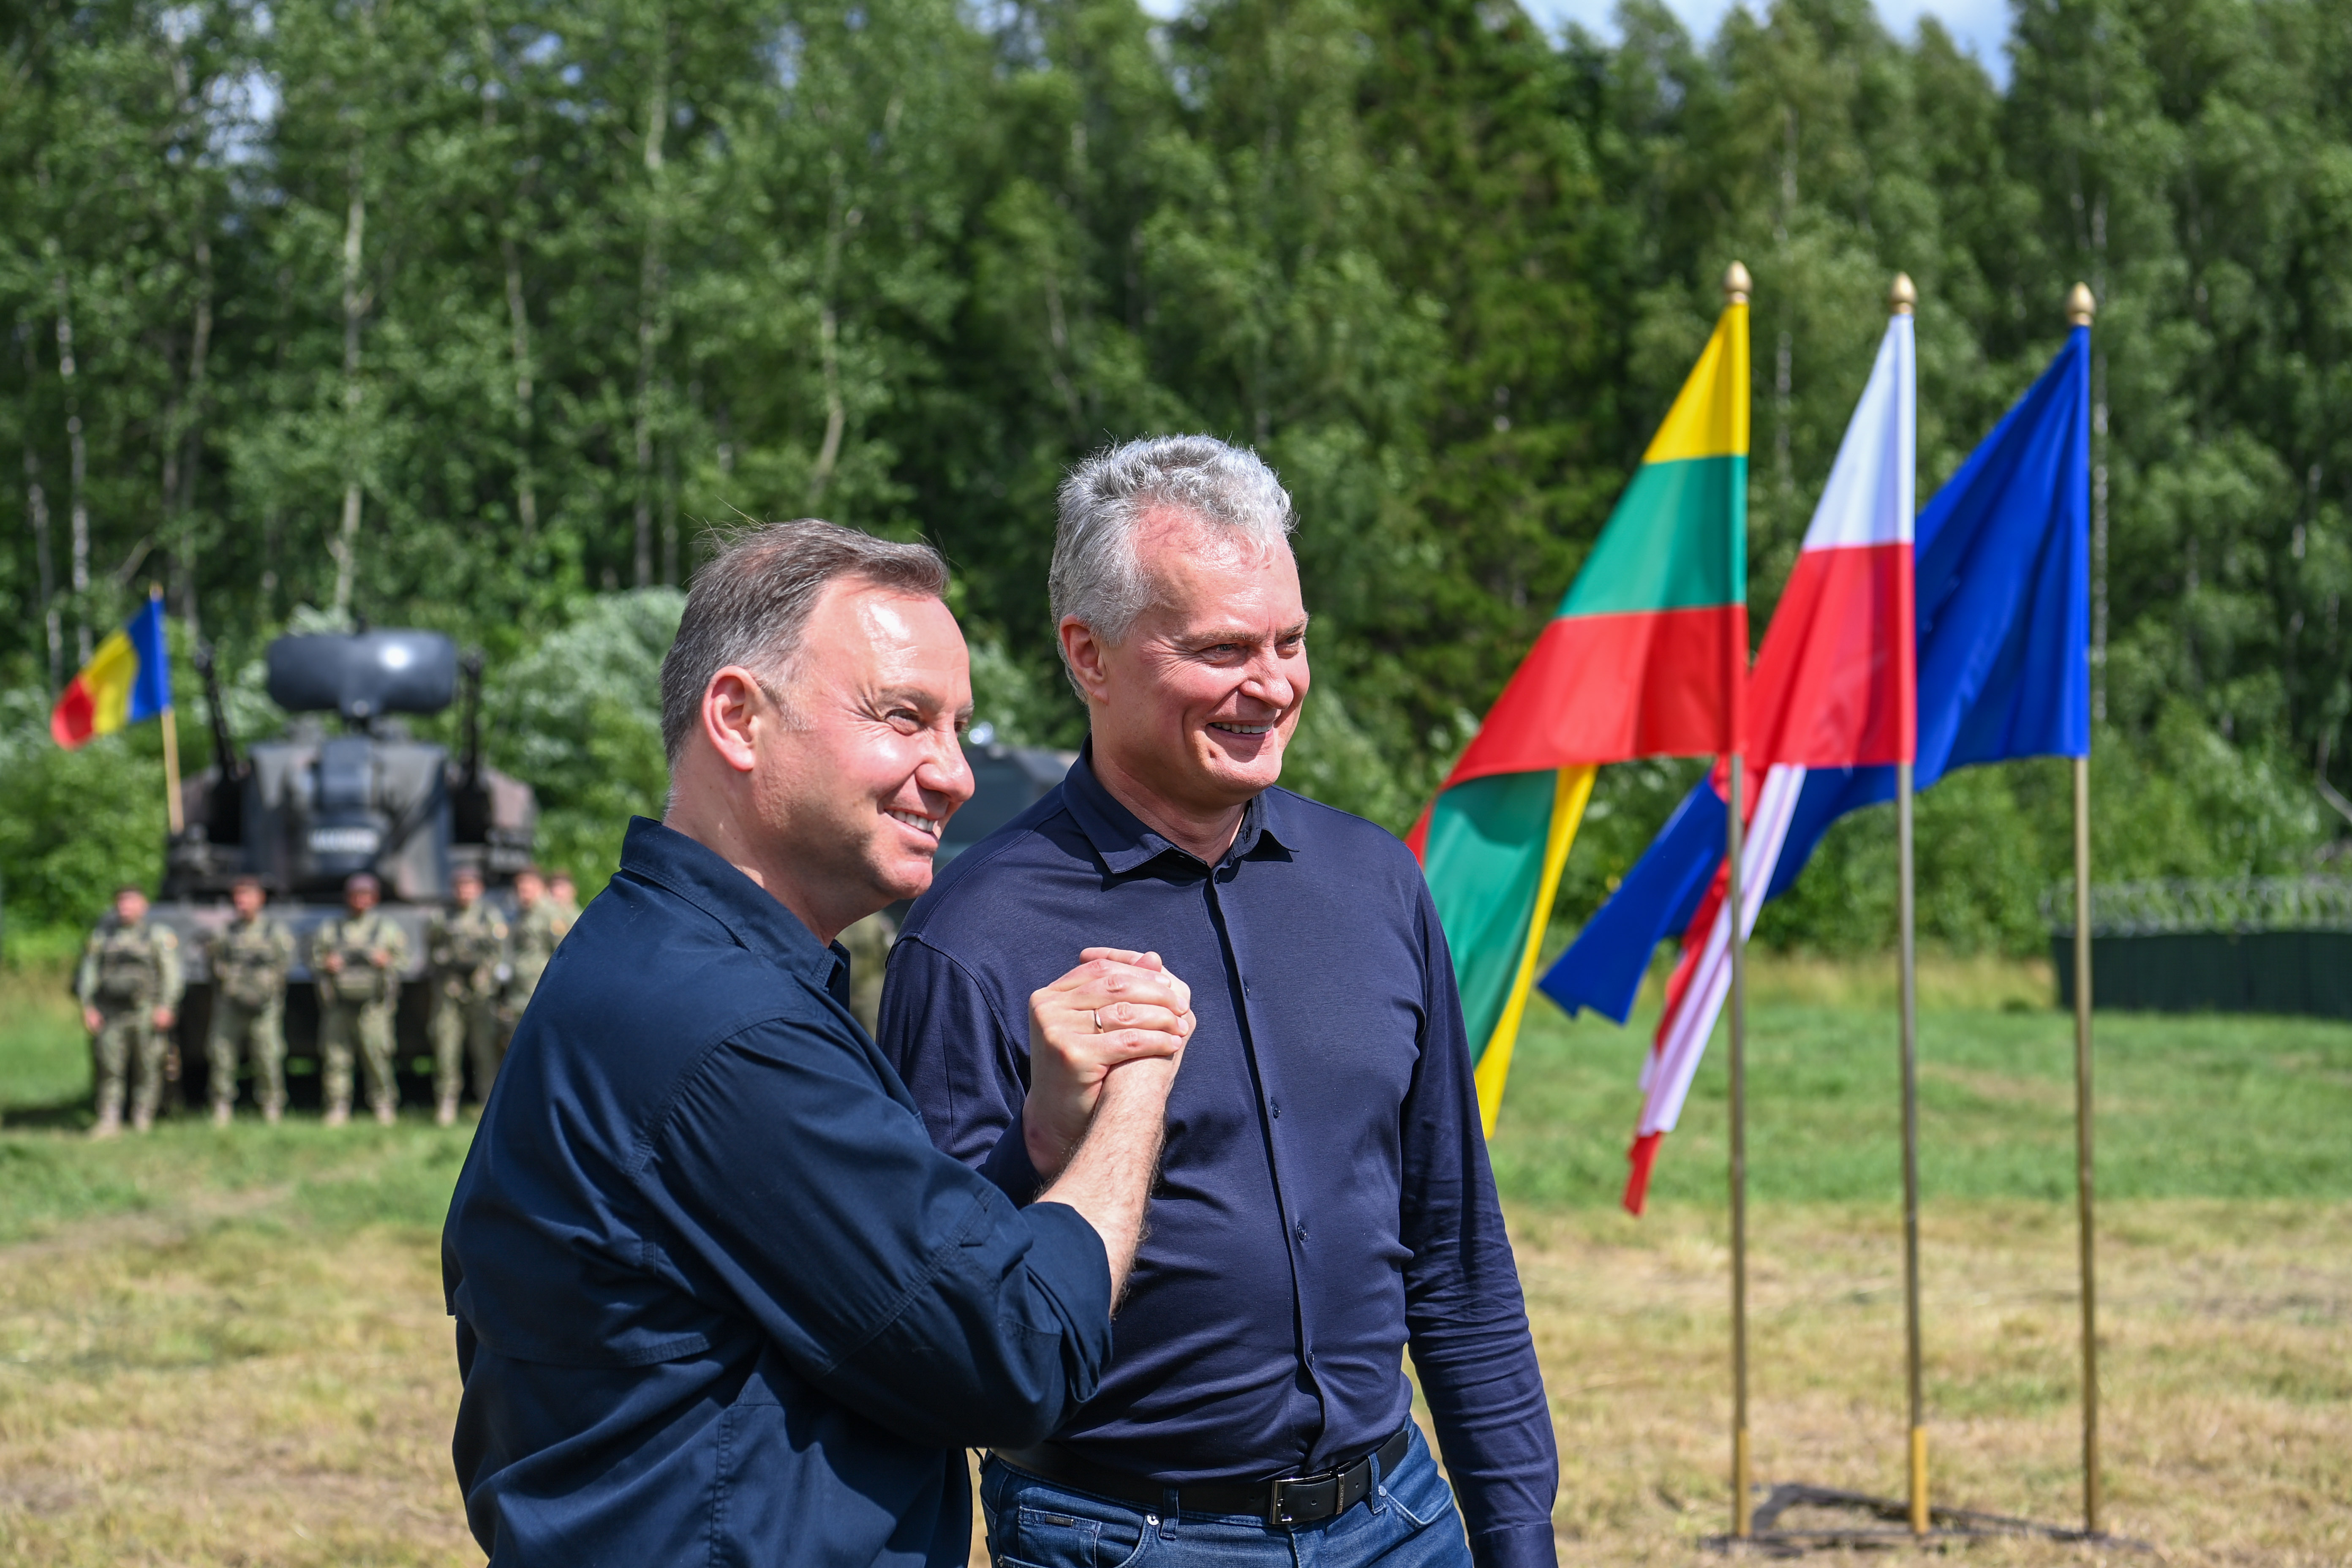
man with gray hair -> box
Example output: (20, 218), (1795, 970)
(444, 519), (1200, 1565)
(882, 438), (1559, 1567)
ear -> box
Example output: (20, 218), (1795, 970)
(701, 667), (767, 775)
(1059, 616), (1113, 702)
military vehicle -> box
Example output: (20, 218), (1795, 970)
(936, 727), (1073, 866)
(150, 629), (538, 1111)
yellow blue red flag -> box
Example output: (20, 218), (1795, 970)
(51, 593), (173, 749)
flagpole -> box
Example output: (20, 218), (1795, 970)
(2067, 281), (2102, 1538)
(1726, 747), (1750, 1540)
(1878, 274), (1928, 1537)
(152, 585), (184, 836)
(1721, 258), (1754, 1542)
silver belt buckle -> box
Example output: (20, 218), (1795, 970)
(1266, 1468), (1337, 1528)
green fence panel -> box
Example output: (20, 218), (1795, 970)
(2053, 931), (2352, 1019)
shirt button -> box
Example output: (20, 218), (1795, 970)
(1269, 1099), (1280, 1119)
(1293, 1220), (1308, 1243)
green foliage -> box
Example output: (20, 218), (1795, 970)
(490, 590), (684, 896)
(2, 0), (2347, 950)
(0, 692), (166, 934)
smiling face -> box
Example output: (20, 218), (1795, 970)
(1068, 509), (1309, 822)
(746, 580), (977, 929)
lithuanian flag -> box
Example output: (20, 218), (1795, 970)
(52, 592), (174, 749)
(1411, 270), (1750, 1134)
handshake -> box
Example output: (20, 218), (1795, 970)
(1019, 950), (1196, 1285)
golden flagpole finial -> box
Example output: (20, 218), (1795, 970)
(1723, 261), (1752, 305)
(2067, 282), (2096, 327)
(1889, 272), (1917, 315)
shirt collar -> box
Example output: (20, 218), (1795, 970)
(618, 816), (846, 990)
(1059, 742), (1298, 876)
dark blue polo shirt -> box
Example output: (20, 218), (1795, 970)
(442, 817), (1116, 1566)
(879, 749), (1558, 1568)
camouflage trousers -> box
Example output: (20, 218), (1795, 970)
(318, 999), (399, 1116)
(430, 987), (502, 1106)
(207, 998), (287, 1114)
(92, 1007), (166, 1125)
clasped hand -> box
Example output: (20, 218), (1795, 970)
(1025, 949), (1193, 1180)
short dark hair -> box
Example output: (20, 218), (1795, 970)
(114, 883), (146, 900)
(658, 519), (950, 766)
(230, 874), (264, 894)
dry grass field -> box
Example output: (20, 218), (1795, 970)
(3, 954), (2347, 1565)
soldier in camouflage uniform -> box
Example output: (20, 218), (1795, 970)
(837, 909), (896, 1036)
(204, 875), (295, 1126)
(499, 867), (570, 1045)
(427, 866), (508, 1126)
(548, 871), (582, 928)
(310, 872), (411, 1127)
(76, 885), (184, 1138)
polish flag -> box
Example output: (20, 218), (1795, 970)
(1624, 307), (1916, 1212)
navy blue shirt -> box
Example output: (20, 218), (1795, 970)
(879, 749), (1558, 1568)
(443, 817), (1116, 1566)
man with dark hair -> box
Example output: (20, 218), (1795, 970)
(444, 518), (1197, 1566)
(882, 439), (1559, 1568)
(77, 884), (182, 1138)
(206, 875), (294, 1126)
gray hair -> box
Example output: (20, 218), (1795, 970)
(658, 518), (949, 765)
(1049, 436), (1296, 669)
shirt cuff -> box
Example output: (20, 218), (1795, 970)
(977, 1108), (1046, 1205)
(1020, 1200), (1116, 1354)
(1470, 1521), (1561, 1568)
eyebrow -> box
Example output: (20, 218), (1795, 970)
(870, 685), (973, 721)
(871, 686), (947, 708)
(1184, 616), (1312, 644)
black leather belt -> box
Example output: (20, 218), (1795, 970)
(992, 1424), (1413, 1528)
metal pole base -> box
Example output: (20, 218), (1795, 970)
(1701, 1482), (2151, 1557)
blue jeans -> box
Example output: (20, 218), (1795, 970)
(980, 1424), (1473, 1568)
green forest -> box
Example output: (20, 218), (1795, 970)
(2, 0), (2347, 954)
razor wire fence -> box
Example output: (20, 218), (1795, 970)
(2042, 875), (2352, 936)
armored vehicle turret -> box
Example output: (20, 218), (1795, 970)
(150, 629), (539, 1111)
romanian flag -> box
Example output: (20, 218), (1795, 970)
(51, 593), (173, 749)
(1411, 277), (1750, 1135)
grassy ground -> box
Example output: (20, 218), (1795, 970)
(2, 954), (2347, 1564)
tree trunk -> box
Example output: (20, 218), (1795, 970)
(176, 232), (213, 641)
(476, 11), (539, 541)
(54, 272), (90, 664)
(807, 178), (851, 507)
(505, 239), (538, 537)
(20, 324), (59, 693)
(660, 376), (679, 585)
(633, 36), (670, 591)
(332, 162), (368, 620)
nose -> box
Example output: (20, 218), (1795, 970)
(1239, 653), (1297, 711)
(918, 727), (976, 811)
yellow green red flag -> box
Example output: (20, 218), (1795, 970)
(1409, 282), (1750, 1135)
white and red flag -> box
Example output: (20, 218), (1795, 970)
(1623, 309), (1916, 1210)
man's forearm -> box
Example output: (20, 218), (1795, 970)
(1034, 1059), (1173, 1299)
